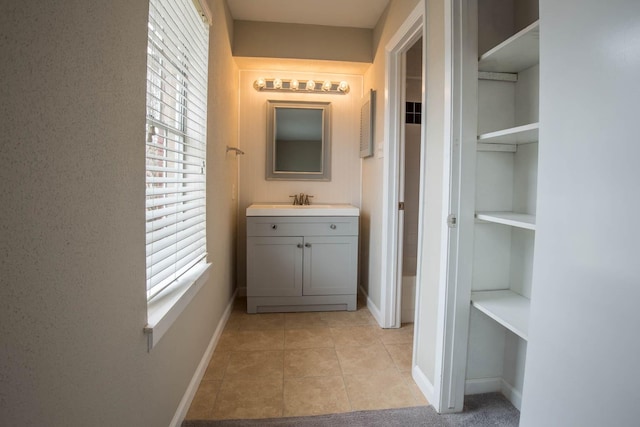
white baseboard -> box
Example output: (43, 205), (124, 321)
(169, 289), (237, 427)
(501, 379), (522, 410)
(412, 364), (435, 407)
(464, 377), (522, 411)
(464, 377), (502, 395)
(359, 285), (383, 327)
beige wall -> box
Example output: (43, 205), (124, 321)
(361, 0), (420, 311)
(0, 0), (238, 424)
(236, 70), (363, 290)
(234, 21), (373, 63)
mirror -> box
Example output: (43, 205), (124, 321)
(266, 100), (331, 181)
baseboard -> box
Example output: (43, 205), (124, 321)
(464, 377), (502, 395)
(412, 364), (435, 407)
(359, 285), (383, 327)
(169, 289), (237, 427)
(501, 379), (522, 411)
(464, 377), (521, 411)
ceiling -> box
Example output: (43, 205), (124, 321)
(226, 0), (390, 29)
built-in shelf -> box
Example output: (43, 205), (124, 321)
(471, 290), (530, 340)
(478, 122), (539, 145)
(478, 21), (540, 73)
(476, 212), (536, 230)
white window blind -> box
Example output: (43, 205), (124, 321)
(145, 0), (209, 301)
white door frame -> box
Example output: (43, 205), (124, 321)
(431, 0), (476, 413)
(380, 0), (425, 329)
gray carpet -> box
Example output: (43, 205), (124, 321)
(182, 393), (519, 427)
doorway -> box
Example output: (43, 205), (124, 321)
(398, 40), (423, 325)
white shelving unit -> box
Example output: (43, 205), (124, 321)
(478, 122), (539, 145)
(478, 21), (540, 73)
(464, 2), (540, 411)
(476, 211), (536, 230)
(471, 290), (530, 340)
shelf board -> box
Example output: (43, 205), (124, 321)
(478, 123), (539, 145)
(476, 212), (536, 230)
(479, 21), (540, 73)
(471, 290), (530, 340)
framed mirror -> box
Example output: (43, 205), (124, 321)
(266, 100), (331, 181)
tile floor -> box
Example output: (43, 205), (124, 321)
(185, 297), (429, 421)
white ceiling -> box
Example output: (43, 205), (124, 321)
(226, 0), (390, 29)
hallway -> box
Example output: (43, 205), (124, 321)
(185, 298), (427, 420)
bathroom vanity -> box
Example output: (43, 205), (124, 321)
(246, 203), (359, 313)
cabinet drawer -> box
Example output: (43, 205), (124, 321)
(247, 217), (358, 237)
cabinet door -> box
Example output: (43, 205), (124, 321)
(303, 236), (358, 296)
(247, 236), (303, 297)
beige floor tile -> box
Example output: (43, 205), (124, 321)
(335, 343), (396, 375)
(185, 380), (221, 420)
(344, 369), (417, 411)
(284, 328), (334, 349)
(202, 351), (231, 381)
(319, 309), (377, 327)
(401, 372), (430, 405)
(225, 350), (283, 379)
(385, 343), (413, 372)
(216, 330), (284, 352)
(378, 323), (414, 345)
(212, 377), (283, 420)
(330, 325), (382, 348)
(284, 348), (342, 378)
(236, 313), (285, 330)
(283, 376), (351, 417)
(284, 312), (328, 329)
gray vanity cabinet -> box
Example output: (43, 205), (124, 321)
(246, 216), (358, 313)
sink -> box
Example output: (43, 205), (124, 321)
(246, 203), (359, 217)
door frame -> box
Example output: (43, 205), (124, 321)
(380, 0), (425, 329)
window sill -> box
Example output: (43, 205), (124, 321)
(144, 262), (211, 351)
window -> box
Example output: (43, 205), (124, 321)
(145, 0), (209, 301)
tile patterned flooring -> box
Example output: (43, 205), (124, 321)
(185, 298), (428, 421)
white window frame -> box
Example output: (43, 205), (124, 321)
(143, 0), (211, 351)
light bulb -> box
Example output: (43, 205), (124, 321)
(322, 80), (332, 91)
(338, 81), (350, 93)
(290, 79), (299, 90)
(306, 80), (316, 91)
(273, 78), (282, 89)
(254, 78), (266, 90)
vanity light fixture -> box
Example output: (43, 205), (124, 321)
(253, 77), (350, 95)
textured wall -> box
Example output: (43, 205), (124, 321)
(0, 0), (238, 425)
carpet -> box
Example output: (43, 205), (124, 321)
(182, 393), (520, 427)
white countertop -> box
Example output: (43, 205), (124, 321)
(246, 203), (360, 217)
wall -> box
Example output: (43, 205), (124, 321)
(234, 21), (372, 63)
(0, 0), (238, 425)
(236, 70), (362, 290)
(362, 0), (420, 313)
(521, 0), (640, 425)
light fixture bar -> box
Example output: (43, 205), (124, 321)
(253, 78), (350, 94)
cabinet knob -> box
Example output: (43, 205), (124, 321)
(297, 243), (303, 248)
(271, 224), (277, 230)
(305, 243), (311, 248)
(330, 224), (337, 230)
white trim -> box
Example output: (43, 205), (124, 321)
(464, 377), (502, 395)
(412, 363), (436, 406)
(380, 0), (425, 329)
(169, 289), (237, 427)
(145, 263), (211, 351)
(501, 379), (522, 411)
(432, 0), (477, 414)
(359, 285), (383, 327)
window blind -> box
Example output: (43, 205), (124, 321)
(145, 0), (209, 301)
